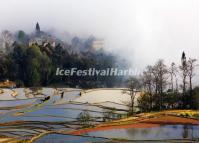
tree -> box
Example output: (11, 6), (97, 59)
(152, 60), (168, 110)
(169, 62), (178, 92)
(11, 43), (26, 81)
(77, 110), (92, 127)
(142, 66), (154, 110)
(25, 45), (42, 86)
(26, 58), (40, 86)
(192, 87), (199, 109)
(123, 76), (142, 115)
(187, 58), (197, 92)
(39, 52), (52, 85)
(187, 58), (198, 106)
(137, 92), (152, 112)
(179, 52), (189, 108)
(0, 55), (10, 81)
(17, 30), (28, 43)
(0, 30), (14, 53)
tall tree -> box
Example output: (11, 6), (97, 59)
(187, 58), (198, 106)
(179, 52), (188, 108)
(39, 52), (52, 85)
(123, 77), (142, 115)
(142, 65), (154, 110)
(0, 55), (9, 80)
(25, 45), (42, 86)
(10, 43), (26, 82)
(169, 62), (178, 92)
(0, 30), (14, 53)
(152, 60), (168, 110)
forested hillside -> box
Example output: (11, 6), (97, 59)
(0, 23), (127, 88)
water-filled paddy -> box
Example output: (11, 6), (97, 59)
(87, 125), (199, 141)
(0, 88), (127, 123)
(33, 133), (109, 143)
(1, 88), (198, 143)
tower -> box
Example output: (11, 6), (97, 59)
(181, 51), (186, 67)
(36, 22), (40, 33)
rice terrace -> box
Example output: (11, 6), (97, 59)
(1, 0), (199, 143)
(0, 87), (199, 143)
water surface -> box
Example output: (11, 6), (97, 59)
(87, 125), (199, 141)
(33, 133), (109, 143)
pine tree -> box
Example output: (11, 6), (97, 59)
(180, 51), (188, 108)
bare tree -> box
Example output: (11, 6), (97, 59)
(137, 53), (198, 111)
(187, 58), (198, 107)
(123, 76), (141, 115)
(142, 66), (154, 109)
(169, 62), (178, 92)
(187, 58), (197, 92)
(0, 30), (14, 53)
(152, 60), (168, 110)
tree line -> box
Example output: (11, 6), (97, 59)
(0, 30), (126, 88)
(127, 52), (199, 114)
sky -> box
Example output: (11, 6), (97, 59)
(0, 0), (199, 73)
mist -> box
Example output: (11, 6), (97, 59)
(1, 0), (199, 73)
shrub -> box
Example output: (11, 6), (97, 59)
(180, 112), (193, 118)
(77, 110), (93, 127)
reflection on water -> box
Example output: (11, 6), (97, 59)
(0, 99), (37, 108)
(1, 88), (199, 142)
(0, 91), (80, 122)
(88, 125), (199, 140)
(32, 126), (199, 143)
(0, 90), (125, 123)
(33, 133), (109, 143)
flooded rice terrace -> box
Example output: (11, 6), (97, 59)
(1, 88), (199, 143)
(0, 88), (129, 142)
(87, 125), (199, 141)
(33, 125), (199, 143)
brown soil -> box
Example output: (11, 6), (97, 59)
(70, 115), (199, 135)
(140, 115), (199, 125)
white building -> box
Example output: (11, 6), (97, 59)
(92, 39), (104, 50)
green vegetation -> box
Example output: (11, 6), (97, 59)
(192, 113), (199, 118)
(77, 110), (93, 127)
(192, 87), (199, 109)
(180, 112), (193, 118)
(0, 23), (126, 88)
